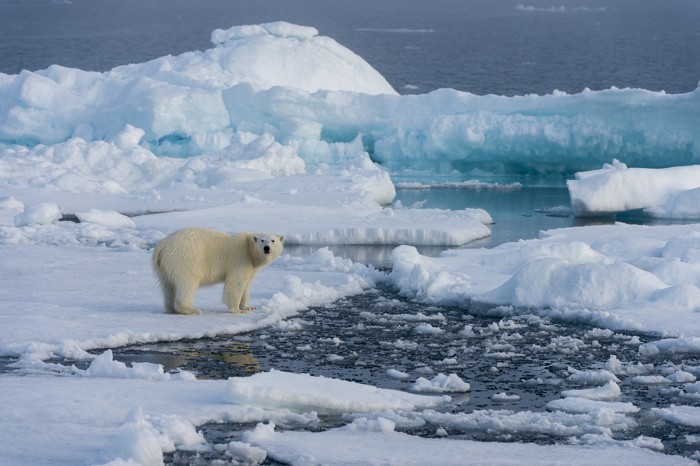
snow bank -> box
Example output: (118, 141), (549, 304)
(224, 370), (449, 413)
(388, 222), (700, 337)
(568, 160), (700, 216)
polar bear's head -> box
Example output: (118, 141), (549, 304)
(251, 233), (285, 264)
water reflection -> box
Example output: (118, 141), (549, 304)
(117, 340), (261, 379)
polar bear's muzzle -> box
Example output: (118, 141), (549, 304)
(263, 245), (271, 254)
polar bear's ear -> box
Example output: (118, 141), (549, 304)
(278, 235), (285, 243)
(253, 235), (259, 242)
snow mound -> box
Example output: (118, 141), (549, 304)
(14, 202), (62, 227)
(209, 21), (395, 94)
(0, 22), (396, 156)
(388, 223), (700, 337)
(224, 370), (449, 413)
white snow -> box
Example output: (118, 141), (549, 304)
(568, 160), (700, 216)
(1, 19), (699, 466)
(388, 222), (700, 337)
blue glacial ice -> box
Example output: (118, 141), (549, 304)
(0, 21), (697, 180)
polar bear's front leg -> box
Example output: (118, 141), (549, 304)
(239, 282), (256, 312)
(223, 274), (246, 313)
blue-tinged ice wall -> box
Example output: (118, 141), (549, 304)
(0, 22), (697, 178)
(224, 84), (700, 176)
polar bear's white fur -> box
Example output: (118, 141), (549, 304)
(152, 228), (284, 315)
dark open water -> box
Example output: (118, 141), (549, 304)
(2, 0), (699, 96)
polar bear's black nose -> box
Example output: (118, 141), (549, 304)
(264, 245), (271, 253)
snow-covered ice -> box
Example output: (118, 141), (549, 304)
(1, 20), (699, 466)
(568, 160), (700, 217)
(388, 222), (700, 338)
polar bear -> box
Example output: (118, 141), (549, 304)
(152, 228), (284, 315)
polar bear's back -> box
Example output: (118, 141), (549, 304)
(153, 227), (250, 286)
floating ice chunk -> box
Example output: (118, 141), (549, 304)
(85, 350), (195, 381)
(686, 382), (700, 394)
(14, 202), (62, 226)
(567, 369), (620, 385)
(414, 323), (444, 335)
(492, 392), (520, 402)
(224, 370), (449, 414)
(640, 337), (700, 355)
(630, 375), (671, 385)
(668, 370), (697, 383)
(547, 397), (639, 415)
(387, 369), (410, 379)
(568, 162), (700, 216)
(228, 441), (267, 465)
(652, 405), (700, 427)
(76, 209), (136, 229)
(411, 373), (471, 393)
(560, 381), (621, 401)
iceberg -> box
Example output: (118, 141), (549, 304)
(1, 21), (697, 180)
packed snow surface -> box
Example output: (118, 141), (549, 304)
(2, 20), (700, 466)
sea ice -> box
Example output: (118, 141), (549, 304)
(224, 370), (450, 414)
(568, 160), (700, 216)
(244, 419), (691, 466)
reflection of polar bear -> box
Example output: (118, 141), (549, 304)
(152, 228), (284, 315)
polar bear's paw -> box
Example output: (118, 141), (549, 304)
(174, 305), (201, 315)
